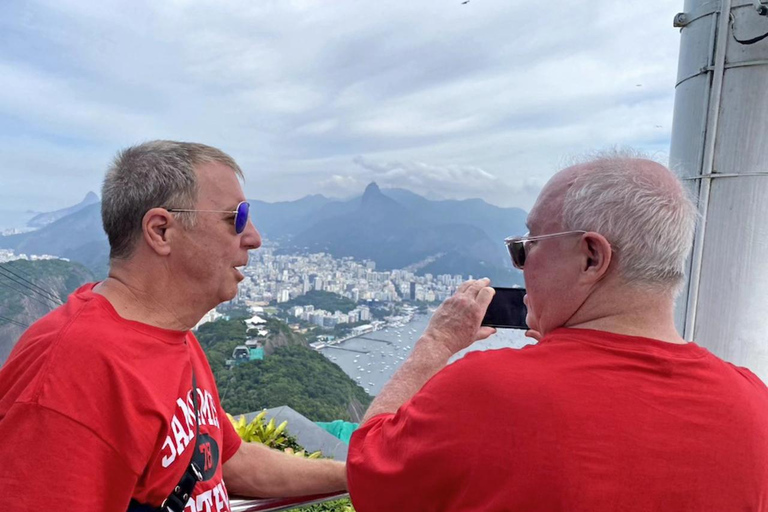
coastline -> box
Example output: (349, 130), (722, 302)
(312, 306), (422, 350)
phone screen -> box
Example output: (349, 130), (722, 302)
(481, 287), (528, 329)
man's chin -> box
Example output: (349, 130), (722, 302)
(219, 285), (239, 305)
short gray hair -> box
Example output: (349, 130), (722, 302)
(561, 150), (698, 295)
(102, 140), (243, 260)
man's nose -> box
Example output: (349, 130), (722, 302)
(241, 219), (262, 250)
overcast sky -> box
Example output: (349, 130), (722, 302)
(0, 0), (682, 214)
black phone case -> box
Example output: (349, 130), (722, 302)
(481, 287), (528, 329)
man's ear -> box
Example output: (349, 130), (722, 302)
(142, 208), (175, 256)
(580, 232), (612, 283)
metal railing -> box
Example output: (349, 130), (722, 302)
(230, 492), (350, 512)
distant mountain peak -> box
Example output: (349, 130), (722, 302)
(83, 191), (99, 203)
(360, 181), (399, 209)
(362, 182), (382, 200)
(26, 192), (102, 229)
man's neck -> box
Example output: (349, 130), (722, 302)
(93, 268), (202, 331)
(565, 287), (686, 344)
(566, 316), (687, 344)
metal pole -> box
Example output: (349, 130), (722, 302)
(683, 0), (732, 340)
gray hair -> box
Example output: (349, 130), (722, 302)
(561, 150), (698, 295)
(102, 140), (243, 260)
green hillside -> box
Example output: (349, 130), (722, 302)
(0, 259), (94, 363)
(197, 318), (372, 422)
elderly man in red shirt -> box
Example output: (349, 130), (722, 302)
(347, 153), (768, 511)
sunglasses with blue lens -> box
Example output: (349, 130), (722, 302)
(166, 201), (250, 234)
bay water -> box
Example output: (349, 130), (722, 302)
(320, 312), (534, 396)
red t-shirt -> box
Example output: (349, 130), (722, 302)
(347, 328), (768, 511)
(0, 283), (242, 511)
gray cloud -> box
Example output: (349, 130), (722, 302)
(314, 155), (544, 208)
(0, 0), (680, 218)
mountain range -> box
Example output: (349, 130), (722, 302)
(26, 191), (100, 228)
(0, 184), (527, 285)
(0, 202), (110, 277)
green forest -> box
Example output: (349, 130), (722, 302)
(196, 318), (371, 422)
(0, 259), (93, 320)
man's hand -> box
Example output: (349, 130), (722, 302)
(422, 278), (496, 355)
(360, 279), (496, 423)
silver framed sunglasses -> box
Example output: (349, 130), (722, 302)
(504, 230), (587, 269)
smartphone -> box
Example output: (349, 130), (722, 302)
(481, 287), (528, 329)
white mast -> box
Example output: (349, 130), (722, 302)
(671, 0), (768, 380)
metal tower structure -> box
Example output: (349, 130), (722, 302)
(671, 0), (768, 380)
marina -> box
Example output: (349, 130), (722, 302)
(319, 312), (533, 396)
(354, 336), (394, 345)
(322, 346), (369, 355)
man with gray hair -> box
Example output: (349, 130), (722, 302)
(0, 141), (346, 511)
(346, 154), (768, 511)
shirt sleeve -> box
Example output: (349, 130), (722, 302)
(346, 358), (484, 512)
(220, 405), (243, 464)
(0, 401), (138, 511)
